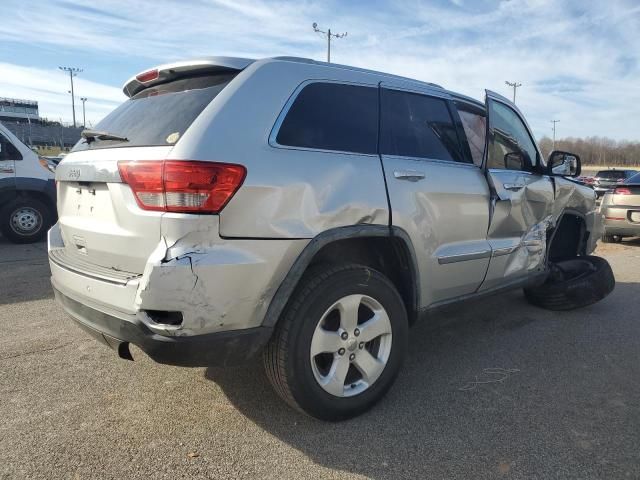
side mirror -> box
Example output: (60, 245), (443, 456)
(504, 151), (525, 170)
(547, 150), (581, 177)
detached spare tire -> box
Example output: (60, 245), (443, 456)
(524, 256), (615, 311)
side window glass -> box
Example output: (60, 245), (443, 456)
(276, 82), (378, 154)
(487, 101), (537, 171)
(380, 89), (465, 162)
(458, 109), (486, 167)
(0, 134), (22, 161)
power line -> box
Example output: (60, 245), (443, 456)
(551, 119), (560, 150)
(59, 66), (83, 128)
(312, 22), (347, 63)
(504, 80), (522, 104)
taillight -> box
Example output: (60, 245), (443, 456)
(118, 161), (246, 214)
(136, 69), (159, 83)
(614, 187), (631, 195)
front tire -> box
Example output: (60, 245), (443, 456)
(263, 264), (408, 421)
(0, 197), (52, 243)
(524, 256), (615, 311)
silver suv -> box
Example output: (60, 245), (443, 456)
(49, 56), (614, 420)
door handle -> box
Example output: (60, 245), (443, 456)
(503, 182), (526, 191)
(394, 170), (425, 181)
(0, 167), (14, 174)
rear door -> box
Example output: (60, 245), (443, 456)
(379, 84), (492, 306)
(480, 91), (554, 291)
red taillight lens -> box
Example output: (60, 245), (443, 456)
(615, 187), (631, 195)
(136, 69), (159, 83)
(118, 161), (246, 214)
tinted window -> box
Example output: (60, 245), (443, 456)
(276, 83), (378, 154)
(626, 172), (640, 184)
(458, 109), (486, 167)
(73, 73), (237, 151)
(0, 133), (22, 161)
(380, 89), (464, 162)
(596, 170), (626, 179)
(487, 101), (538, 171)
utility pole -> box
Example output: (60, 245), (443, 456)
(551, 119), (560, 150)
(505, 80), (522, 103)
(80, 97), (87, 127)
(59, 66), (82, 128)
(312, 23), (347, 63)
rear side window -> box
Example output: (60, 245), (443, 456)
(0, 133), (22, 160)
(73, 73), (237, 151)
(457, 109), (486, 167)
(380, 89), (464, 162)
(276, 83), (378, 154)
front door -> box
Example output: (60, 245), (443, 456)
(480, 91), (554, 291)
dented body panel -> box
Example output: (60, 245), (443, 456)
(48, 56), (601, 367)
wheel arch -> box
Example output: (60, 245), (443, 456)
(262, 225), (420, 329)
(547, 209), (588, 262)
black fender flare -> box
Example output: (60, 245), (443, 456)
(261, 225), (420, 328)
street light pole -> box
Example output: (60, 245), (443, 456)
(505, 80), (522, 103)
(59, 66), (82, 128)
(312, 23), (347, 63)
(551, 119), (560, 150)
(80, 97), (87, 127)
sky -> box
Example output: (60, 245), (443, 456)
(1, 0), (639, 141)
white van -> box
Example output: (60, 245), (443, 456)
(0, 122), (56, 243)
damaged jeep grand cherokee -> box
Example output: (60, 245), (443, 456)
(49, 56), (614, 420)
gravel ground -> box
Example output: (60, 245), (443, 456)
(1, 236), (639, 479)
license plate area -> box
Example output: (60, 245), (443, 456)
(630, 211), (640, 223)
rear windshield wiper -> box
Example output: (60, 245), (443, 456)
(81, 129), (129, 144)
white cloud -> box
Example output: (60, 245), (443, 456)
(0, 63), (124, 126)
(0, 0), (639, 139)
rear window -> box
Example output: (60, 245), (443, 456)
(596, 170), (626, 179)
(626, 172), (640, 184)
(380, 89), (466, 163)
(275, 82), (378, 155)
(73, 73), (237, 151)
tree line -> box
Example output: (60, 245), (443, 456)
(538, 136), (640, 167)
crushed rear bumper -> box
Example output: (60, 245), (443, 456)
(53, 282), (272, 367)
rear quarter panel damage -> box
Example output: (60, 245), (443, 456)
(134, 215), (307, 336)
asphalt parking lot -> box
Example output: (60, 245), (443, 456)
(1, 237), (639, 479)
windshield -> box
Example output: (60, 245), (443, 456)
(72, 72), (237, 151)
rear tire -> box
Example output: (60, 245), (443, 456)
(0, 197), (52, 244)
(601, 234), (622, 243)
(523, 256), (615, 311)
(263, 264), (408, 421)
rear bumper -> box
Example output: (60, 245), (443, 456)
(53, 282), (272, 367)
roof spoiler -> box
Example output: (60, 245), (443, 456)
(122, 56), (255, 97)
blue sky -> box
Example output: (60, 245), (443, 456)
(1, 0), (639, 140)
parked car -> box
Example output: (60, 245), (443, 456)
(48, 56), (614, 420)
(600, 172), (640, 242)
(592, 169), (637, 198)
(0, 122), (56, 243)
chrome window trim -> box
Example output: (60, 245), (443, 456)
(383, 154), (480, 170)
(268, 79), (379, 157)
